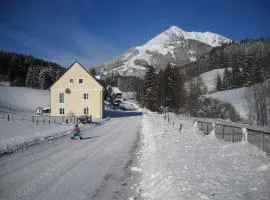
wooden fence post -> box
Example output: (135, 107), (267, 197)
(206, 123), (209, 134)
(232, 127), (235, 142)
(179, 123), (182, 133)
(36, 119), (38, 125)
(261, 133), (263, 150)
(32, 116), (34, 124)
(222, 125), (225, 140)
(8, 114), (10, 121)
(49, 117), (50, 124)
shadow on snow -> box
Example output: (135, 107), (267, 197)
(104, 110), (143, 118)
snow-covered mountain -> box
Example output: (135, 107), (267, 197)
(96, 26), (231, 77)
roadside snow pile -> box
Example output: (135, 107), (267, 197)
(136, 112), (270, 200)
(0, 121), (73, 155)
(0, 86), (50, 112)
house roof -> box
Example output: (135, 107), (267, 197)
(112, 87), (122, 94)
(50, 60), (104, 90)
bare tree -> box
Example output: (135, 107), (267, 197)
(244, 79), (270, 126)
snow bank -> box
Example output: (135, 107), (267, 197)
(137, 112), (270, 200)
(0, 121), (72, 155)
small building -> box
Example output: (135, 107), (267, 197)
(36, 106), (43, 115)
(35, 107), (50, 115)
(50, 61), (104, 118)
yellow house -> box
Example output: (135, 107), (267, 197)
(50, 61), (104, 118)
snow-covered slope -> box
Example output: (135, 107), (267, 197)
(206, 87), (248, 119)
(200, 68), (226, 92)
(96, 26), (231, 77)
(0, 86), (50, 113)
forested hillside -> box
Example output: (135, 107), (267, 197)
(0, 51), (65, 89)
(182, 39), (270, 87)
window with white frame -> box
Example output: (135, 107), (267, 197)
(83, 107), (89, 115)
(79, 79), (83, 84)
(83, 93), (89, 99)
(70, 79), (74, 83)
(59, 93), (64, 103)
(59, 108), (65, 115)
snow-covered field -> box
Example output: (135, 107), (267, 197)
(0, 120), (76, 155)
(0, 86), (69, 154)
(0, 86), (50, 113)
(134, 112), (270, 200)
(206, 87), (248, 119)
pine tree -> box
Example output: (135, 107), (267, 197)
(88, 68), (96, 77)
(232, 65), (241, 88)
(222, 68), (231, 90)
(187, 76), (204, 116)
(164, 65), (175, 109)
(107, 86), (113, 102)
(144, 66), (160, 112)
(215, 73), (222, 91)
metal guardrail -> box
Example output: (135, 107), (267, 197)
(197, 120), (270, 155)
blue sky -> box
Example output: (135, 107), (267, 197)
(1, 0), (269, 68)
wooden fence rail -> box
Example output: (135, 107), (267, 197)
(0, 113), (78, 125)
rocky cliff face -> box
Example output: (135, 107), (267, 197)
(96, 26), (231, 77)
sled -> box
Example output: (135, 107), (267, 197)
(71, 130), (83, 140)
(71, 136), (82, 140)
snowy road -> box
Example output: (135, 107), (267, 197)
(0, 116), (141, 200)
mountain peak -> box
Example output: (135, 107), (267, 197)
(166, 26), (185, 34)
(96, 26), (232, 77)
(144, 26), (231, 48)
(163, 26), (231, 47)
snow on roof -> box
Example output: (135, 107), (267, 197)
(112, 87), (122, 94)
(122, 92), (136, 99)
